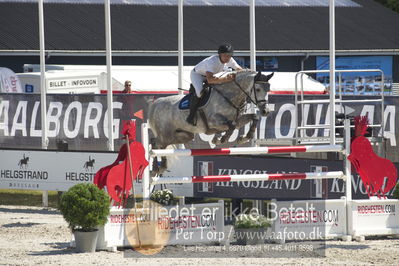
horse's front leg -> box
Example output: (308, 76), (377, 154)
(159, 156), (167, 174)
(245, 115), (259, 140)
(209, 114), (234, 145)
(150, 156), (168, 176)
(220, 121), (236, 144)
(150, 140), (168, 176)
(235, 114), (258, 144)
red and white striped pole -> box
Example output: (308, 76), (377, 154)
(151, 144), (343, 157)
(152, 171), (344, 185)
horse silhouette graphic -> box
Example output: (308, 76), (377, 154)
(18, 154), (29, 169)
(83, 156), (95, 171)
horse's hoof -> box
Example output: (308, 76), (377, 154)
(237, 137), (249, 144)
(212, 139), (221, 145)
(220, 136), (228, 144)
(245, 134), (254, 140)
(158, 166), (167, 175)
(150, 170), (158, 177)
(260, 110), (270, 117)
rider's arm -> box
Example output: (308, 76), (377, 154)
(205, 71), (235, 84)
(229, 57), (243, 71)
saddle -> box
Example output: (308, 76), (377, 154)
(178, 84), (212, 110)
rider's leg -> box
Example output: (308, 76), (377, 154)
(190, 69), (205, 98)
(187, 70), (205, 125)
(186, 91), (201, 126)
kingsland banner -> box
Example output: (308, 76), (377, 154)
(0, 94), (397, 160)
(193, 156), (399, 200)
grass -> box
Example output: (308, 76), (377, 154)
(0, 189), (60, 208)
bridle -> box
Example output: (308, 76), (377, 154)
(212, 72), (269, 120)
(233, 79), (268, 107)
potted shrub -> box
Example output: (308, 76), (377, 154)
(234, 213), (271, 245)
(150, 189), (176, 206)
(59, 183), (110, 253)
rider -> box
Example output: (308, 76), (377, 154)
(186, 43), (243, 125)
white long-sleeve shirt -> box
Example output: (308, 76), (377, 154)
(194, 55), (241, 76)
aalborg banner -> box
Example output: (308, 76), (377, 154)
(0, 93), (155, 151)
(0, 94), (398, 160)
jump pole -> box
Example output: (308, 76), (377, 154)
(151, 144), (343, 157)
(152, 171), (345, 185)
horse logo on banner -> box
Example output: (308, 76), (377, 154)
(18, 154), (29, 169)
(83, 156), (95, 171)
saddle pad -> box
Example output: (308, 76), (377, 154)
(178, 88), (212, 110)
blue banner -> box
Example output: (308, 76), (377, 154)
(316, 56), (393, 95)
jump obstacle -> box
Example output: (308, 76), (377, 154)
(137, 120), (399, 241)
(97, 115), (398, 250)
(140, 122), (351, 197)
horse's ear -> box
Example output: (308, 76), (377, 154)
(255, 71), (262, 81)
(255, 71), (274, 82)
(265, 72), (274, 82)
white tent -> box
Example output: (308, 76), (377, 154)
(20, 64), (327, 94)
(264, 72), (327, 94)
(24, 64), (194, 93)
(99, 66), (194, 93)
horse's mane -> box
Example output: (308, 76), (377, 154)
(236, 68), (252, 73)
(214, 68), (253, 79)
(235, 68), (256, 78)
(236, 68), (254, 75)
(213, 69), (256, 93)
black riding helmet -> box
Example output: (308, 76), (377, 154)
(218, 43), (234, 55)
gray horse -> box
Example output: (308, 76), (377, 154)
(149, 70), (273, 173)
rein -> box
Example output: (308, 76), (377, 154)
(233, 79), (267, 106)
(213, 87), (242, 121)
(212, 72), (268, 120)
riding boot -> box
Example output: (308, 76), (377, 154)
(186, 93), (200, 126)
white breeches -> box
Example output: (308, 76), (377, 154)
(190, 70), (207, 98)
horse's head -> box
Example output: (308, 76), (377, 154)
(254, 71), (273, 116)
(235, 70), (273, 116)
